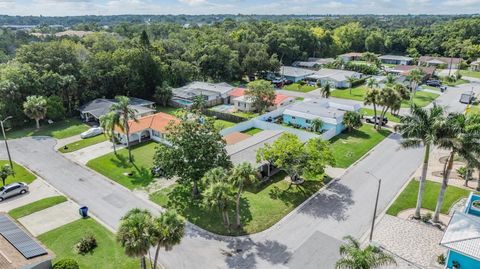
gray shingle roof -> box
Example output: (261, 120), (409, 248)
(172, 81), (235, 99)
(79, 98), (155, 120)
(379, 55), (413, 61)
(280, 66), (316, 78)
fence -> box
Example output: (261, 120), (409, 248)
(203, 109), (247, 123)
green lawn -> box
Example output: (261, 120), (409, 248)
(3, 118), (89, 140)
(441, 78), (469, 86)
(283, 83), (317, 93)
(350, 60), (371, 66)
(387, 179), (472, 216)
(86, 142), (157, 190)
(214, 119), (236, 130)
(330, 85), (368, 101)
(330, 125), (391, 168)
(460, 70), (480, 79)
(0, 160), (36, 185)
(422, 85), (442, 92)
(150, 172), (327, 235)
(241, 127), (263, 135)
(59, 135), (108, 153)
(232, 111), (259, 119)
(156, 106), (183, 116)
(468, 104), (480, 114)
(9, 196), (67, 219)
(38, 218), (139, 269)
(401, 91), (439, 108)
(360, 108), (400, 123)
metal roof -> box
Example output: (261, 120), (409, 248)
(379, 55), (413, 61)
(441, 211), (480, 260)
(0, 215), (47, 259)
(172, 81), (235, 99)
(280, 66), (316, 78)
(306, 68), (360, 82)
(283, 98), (359, 125)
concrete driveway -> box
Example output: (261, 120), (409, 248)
(0, 179), (61, 212)
(64, 141), (125, 165)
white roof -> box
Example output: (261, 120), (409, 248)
(283, 98), (359, 125)
(173, 81), (235, 98)
(379, 55), (413, 61)
(226, 130), (284, 166)
(307, 68), (360, 82)
(233, 95), (254, 103)
(280, 66), (315, 78)
(441, 211), (480, 260)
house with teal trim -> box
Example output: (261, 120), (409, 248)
(440, 193), (480, 269)
(282, 99), (360, 135)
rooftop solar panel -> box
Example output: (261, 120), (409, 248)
(0, 215), (48, 259)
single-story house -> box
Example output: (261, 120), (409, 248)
(79, 97), (155, 122)
(282, 99), (360, 135)
(278, 66), (316, 82)
(171, 81), (235, 107)
(228, 88), (295, 112)
(388, 65), (436, 80)
(308, 57), (335, 65)
(114, 112), (179, 145)
(305, 68), (362, 88)
(338, 52), (363, 63)
(0, 214), (53, 269)
(440, 193), (480, 269)
(378, 55), (413, 65)
(292, 61), (321, 70)
(470, 59), (480, 71)
(418, 56), (463, 69)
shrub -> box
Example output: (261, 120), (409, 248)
(421, 212), (432, 223)
(299, 80), (306, 86)
(46, 95), (66, 121)
(53, 258), (79, 269)
(75, 234), (97, 255)
(437, 254), (446, 265)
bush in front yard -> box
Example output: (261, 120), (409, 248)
(53, 258), (79, 269)
(75, 234), (97, 255)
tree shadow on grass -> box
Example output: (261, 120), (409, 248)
(330, 129), (371, 143)
(110, 153), (130, 169)
(268, 177), (325, 207)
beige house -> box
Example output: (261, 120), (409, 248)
(228, 88), (295, 112)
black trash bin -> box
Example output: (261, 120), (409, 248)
(79, 206), (89, 218)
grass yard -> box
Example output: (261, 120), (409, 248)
(38, 218), (138, 269)
(401, 91), (439, 108)
(3, 118), (89, 140)
(460, 70), (480, 79)
(59, 135), (108, 153)
(283, 83), (317, 93)
(156, 106), (183, 116)
(86, 142), (157, 190)
(214, 119), (236, 130)
(330, 124), (391, 168)
(8, 196), (67, 219)
(467, 104), (480, 114)
(441, 78), (469, 86)
(360, 108), (400, 123)
(422, 85), (442, 92)
(0, 160), (36, 185)
(150, 172), (327, 235)
(386, 179), (472, 216)
(232, 111), (259, 119)
(330, 85), (368, 101)
(241, 127), (263, 135)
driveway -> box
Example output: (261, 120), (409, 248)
(64, 140), (125, 165)
(0, 179), (61, 212)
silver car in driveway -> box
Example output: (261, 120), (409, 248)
(0, 182), (29, 201)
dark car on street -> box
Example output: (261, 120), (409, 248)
(426, 80), (442, 87)
(365, 116), (388, 126)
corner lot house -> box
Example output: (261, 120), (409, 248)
(0, 214), (53, 269)
(338, 52), (363, 63)
(114, 112), (179, 145)
(305, 68), (362, 88)
(440, 193), (480, 269)
(282, 99), (360, 135)
(278, 66), (316, 82)
(228, 88), (295, 112)
(378, 55), (413, 65)
(470, 59), (480, 71)
(418, 56), (463, 69)
(79, 97), (155, 122)
(171, 81), (235, 107)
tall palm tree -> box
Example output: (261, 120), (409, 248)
(347, 76), (357, 95)
(433, 113), (480, 222)
(395, 104), (445, 219)
(406, 68), (423, 105)
(229, 162), (257, 229)
(117, 209), (153, 269)
(99, 111), (121, 155)
(151, 210), (185, 269)
(202, 167), (235, 228)
(110, 96), (138, 162)
(321, 83), (331, 98)
(310, 118), (323, 133)
(366, 78), (378, 89)
(23, 95), (47, 129)
(364, 88), (381, 129)
(336, 236), (396, 269)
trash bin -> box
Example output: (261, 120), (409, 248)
(79, 206), (89, 218)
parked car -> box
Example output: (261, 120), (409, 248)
(0, 182), (29, 201)
(460, 92), (475, 104)
(80, 127), (104, 139)
(426, 80), (441, 87)
(365, 116), (388, 126)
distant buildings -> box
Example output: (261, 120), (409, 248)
(418, 56), (463, 69)
(277, 66), (316, 82)
(305, 68), (362, 88)
(338, 52), (363, 63)
(388, 65), (436, 80)
(378, 55), (413, 65)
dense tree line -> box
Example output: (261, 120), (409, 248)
(0, 15), (479, 127)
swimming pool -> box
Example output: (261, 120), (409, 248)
(172, 98), (193, 106)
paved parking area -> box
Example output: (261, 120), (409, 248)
(64, 141), (124, 164)
(0, 179), (61, 212)
(18, 200), (81, 236)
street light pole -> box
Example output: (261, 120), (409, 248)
(366, 171), (382, 242)
(1, 116), (14, 176)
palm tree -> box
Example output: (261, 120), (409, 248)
(336, 236), (396, 269)
(364, 88), (381, 129)
(99, 111), (121, 155)
(202, 167), (235, 228)
(229, 162), (257, 229)
(433, 113), (480, 222)
(343, 111), (362, 132)
(395, 104), (445, 219)
(110, 96), (138, 162)
(117, 208), (153, 269)
(151, 210), (185, 269)
(366, 78), (378, 89)
(347, 76), (357, 95)
(386, 73), (396, 84)
(406, 68), (423, 105)
(310, 118), (323, 133)
(321, 83), (331, 98)
(23, 95), (47, 129)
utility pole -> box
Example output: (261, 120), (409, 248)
(1, 116), (14, 176)
(366, 171), (382, 242)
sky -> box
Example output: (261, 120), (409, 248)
(0, 0), (479, 16)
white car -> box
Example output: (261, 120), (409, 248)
(80, 127), (104, 139)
